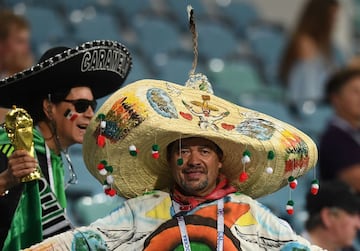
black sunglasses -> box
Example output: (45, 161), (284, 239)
(62, 99), (97, 113)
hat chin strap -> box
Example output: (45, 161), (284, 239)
(49, 119), (78, 188)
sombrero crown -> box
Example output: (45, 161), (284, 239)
(0, 39), (132, 108)
(83, 75), (318, 199)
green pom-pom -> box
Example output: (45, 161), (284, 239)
(311, 179), (319, 184)
(177, 158), (183, 165)
(243, 150), (251, 157)
(152, 144), (159, 151)
(267, 150), (275, 160)
(288, 176), (295, 182)
(130, 150), (137, 156)
(105, 165), (113, 173)
(100, 160), (107, 165)
(97, 113), (106, 120)
(287, 200), (294, 206)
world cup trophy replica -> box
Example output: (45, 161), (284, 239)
(4, 105), (41, 182)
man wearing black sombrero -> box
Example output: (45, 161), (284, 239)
(0, 40), (132, 251)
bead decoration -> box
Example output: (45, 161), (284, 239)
(97, 113), (106, 148)
(265, 150), (275, 175)
(288, 176), (298, 189)
(129, 144), (138, 156)
(265, 167), (273, 174)
(310, 179), (319, 195)
(152, 144), (160, 159)
(267, 150), (275, 160)
(98, 160), (116, 196)
(177, 158), (183, 166)
(286, 200), (295, 215)
(239, 150), (251, 182)
(239, 171), (248, 182)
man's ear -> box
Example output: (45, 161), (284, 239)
(218, 162), (223, 169)
(43, 99), (53, 120)
(320, 207), (334, 229)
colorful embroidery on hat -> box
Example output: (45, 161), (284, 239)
(182, 95), (230, 131)
(236, 118), (275, 141)
(147, 88), (178, 118)
(179, 111), (193, 120)
(283, 132), (310, 173)
(221, 123), (235, 131)
(94, 96), (145, 143)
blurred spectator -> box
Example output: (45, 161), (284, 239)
(278, 0), (347, 116)
(302, 179), (360, 251)
(0, 9), (34, 123)
(319, 68), (360, 194)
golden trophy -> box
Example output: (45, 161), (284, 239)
(4, 105), (41, 182)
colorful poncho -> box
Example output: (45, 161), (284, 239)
(23, 190), (324, 251)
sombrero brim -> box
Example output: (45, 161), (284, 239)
(83, 79), (318, 199)
(0, 40), (132, 108)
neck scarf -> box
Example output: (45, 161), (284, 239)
(171, 174), (236, 211)
(33, 128), (66, 208)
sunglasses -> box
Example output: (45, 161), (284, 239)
(62, 99), (97, 113)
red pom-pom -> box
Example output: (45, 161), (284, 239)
(289, 180), (297, 189)
(105, 188), (116, 196)
(152, 152), (160, 159)
(311, 184), (319, 195)
(97, 163), (105, 170)
(286, 208), (294, 215)
(286, 200), (295, 215)
(97, 135), (106, 147)
(239, 171), (248, 182)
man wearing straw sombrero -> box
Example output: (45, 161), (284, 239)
(23, 6), (324, 251)
(0, 40), (132, 250)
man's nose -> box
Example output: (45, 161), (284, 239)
(187, 151), (201, 166)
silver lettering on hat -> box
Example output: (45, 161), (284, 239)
(81, 49), (130, 77)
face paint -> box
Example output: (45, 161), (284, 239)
(64, 109), (78, 121)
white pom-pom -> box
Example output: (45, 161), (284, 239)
(100, 120), (106, 129)
(265, 167), (273, 174)
(241, 155), (251, 164)
(103, 184), (110, 190)
(106, 175), (114, 184)
(129, 145), (136, 151)
(99, 169), (107, 175)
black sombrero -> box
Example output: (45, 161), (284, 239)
(0, 40), (132, 108)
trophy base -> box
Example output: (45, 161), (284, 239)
(20, 170), (41, 182)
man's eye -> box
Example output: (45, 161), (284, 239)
(201, 150), (210, 155)
(181, 149), (190, 155)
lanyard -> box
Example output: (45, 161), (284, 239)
(45, 143), (55, 193)
(176, 198), (224, 251)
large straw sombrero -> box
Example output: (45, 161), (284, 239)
(83, 76), (318, 199)
(0, 40), (132, 108)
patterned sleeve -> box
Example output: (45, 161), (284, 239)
(230, 194), (326, 251)
(22, 200), (135, 250)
